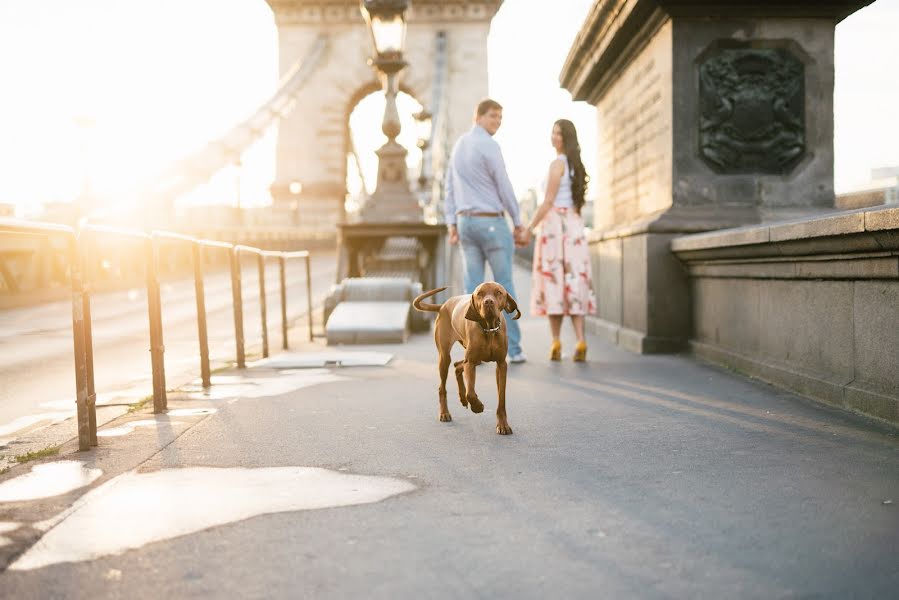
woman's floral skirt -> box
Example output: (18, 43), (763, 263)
(530, 207), (597, 316)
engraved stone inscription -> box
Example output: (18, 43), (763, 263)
(699, 47), (804, 174)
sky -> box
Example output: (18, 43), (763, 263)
(0, 0), (897, 219)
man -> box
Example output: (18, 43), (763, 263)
(444, 98), (527, 363)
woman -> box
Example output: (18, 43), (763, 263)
(525, 119), (596, 362)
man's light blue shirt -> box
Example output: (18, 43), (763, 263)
(444, 125), (522, 227)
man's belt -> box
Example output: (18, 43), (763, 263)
(458, 211), (503, 217)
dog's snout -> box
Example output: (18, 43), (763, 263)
(484, 297), (495, 305)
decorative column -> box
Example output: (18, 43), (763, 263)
(358, 0), (424, 222)
(561, 0), (874, 353)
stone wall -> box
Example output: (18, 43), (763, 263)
(671, 206), (899, 425)
(560, 0), (874, 354)
(595, 21), (673, 229)
(835, 189), (886, 210)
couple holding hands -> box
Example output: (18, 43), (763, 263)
(444, 98), (597, 364)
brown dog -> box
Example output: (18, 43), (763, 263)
(412, 282), (521, 435)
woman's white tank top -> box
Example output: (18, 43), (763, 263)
(553, 154), (574, 209)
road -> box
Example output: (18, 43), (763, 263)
(0, 253), (337, 447)
(0, 264), (896, 597)
(0, 262), (897, 596)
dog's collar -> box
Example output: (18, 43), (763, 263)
(481, 323), (501, 334)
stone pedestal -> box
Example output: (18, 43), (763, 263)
(360, 142), (424, 223)
(561, 0), (873, 353)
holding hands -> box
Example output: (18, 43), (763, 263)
(514, 225), (532, 248)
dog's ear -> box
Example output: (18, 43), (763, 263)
(504, 295), (522, 320)
(465, 298), (481, 322)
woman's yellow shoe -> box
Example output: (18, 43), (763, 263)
(573, 341), (587, 362)
(549, 339), (562, 361)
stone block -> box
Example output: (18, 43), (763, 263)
(758, 280), (855, 382)
(621, 235), (647, 333)
(670, 225), (770, 252)
(768, 212), (865, 241)
(326, 301), (411, 345)
(843, 384), (898, 424)
(645, 233), (690, 341)
(864, 206), (899, 231)
(794, 257), (899, 280)
(690, 262), (797, 279)
(618, 327), (648, 354)
(871, 230), (899, 252)
(691, 278), (760, 353)
(852, 281), (899, 394)
(865, 207), (899, 251)
(585, 317), (620, 346)
(773, 234), (883, 257)
(596, 238), (623, 325)
(340, 277), (415, 302)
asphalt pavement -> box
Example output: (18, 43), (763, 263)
(0, 253), (337, 469)
(0, 264), (897, 599)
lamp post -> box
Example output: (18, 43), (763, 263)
(413, 108), (432, 193)
(413, 108), (432, 151)
(359, 0), (422, 222)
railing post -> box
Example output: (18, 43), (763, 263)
(305, 253), (313, 342)
(279, 255), (288, 349)
(79, 234), (98, 446)
(68, 235), (92, 452)
(192, 241), (211, 388)
(230, 246), (246, 368)
(258, 252), (269, 359)
(145, 237), (167, 412)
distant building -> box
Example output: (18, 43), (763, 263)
(835, 167), (899, 210)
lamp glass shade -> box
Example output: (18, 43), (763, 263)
(370, 13), (405, 56)
(413, 111), (432, 147)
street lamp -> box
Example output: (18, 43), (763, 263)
(413, 109), (432, 151)
(358, 0), (422, 222)
(413, 109), (432, 196)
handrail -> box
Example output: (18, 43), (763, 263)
(81, 223), (151, 240)
(198, 239), (234, 250)
(0, 218), (93, 450)
(0, 217), (74, 235)
(1, 218), (316, 453)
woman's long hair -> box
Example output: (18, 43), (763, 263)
(555, 119), (588, 215)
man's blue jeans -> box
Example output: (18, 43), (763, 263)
(456, 216), (522, 357)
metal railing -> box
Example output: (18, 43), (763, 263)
(0, 217), (314, 452)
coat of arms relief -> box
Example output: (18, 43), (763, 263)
(699, 46), (805, 174)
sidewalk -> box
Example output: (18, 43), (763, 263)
(1, 264), (897, 598)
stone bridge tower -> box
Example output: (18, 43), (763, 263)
(265, 0), (503, 238)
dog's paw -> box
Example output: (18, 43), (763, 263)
(459, 396), (468, 407)
(439, 412), (453, 422)
(496, 423), (513, 435)
(467, 397), (484, 414)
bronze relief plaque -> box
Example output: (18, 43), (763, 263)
(699, 46), (805, 174)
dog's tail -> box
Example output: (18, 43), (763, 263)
(412, 286), (448, 313)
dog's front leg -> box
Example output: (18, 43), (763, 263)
(462, 359), (484, 414)
(453, 360), (468, 407)
(495, 360), (512, 434)
(438, 352), (452, 422)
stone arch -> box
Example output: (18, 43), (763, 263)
(265, 0), (503, 238)
(343, 80), (425, 198)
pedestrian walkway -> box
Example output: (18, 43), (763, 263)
(0, 264), (897, 598)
